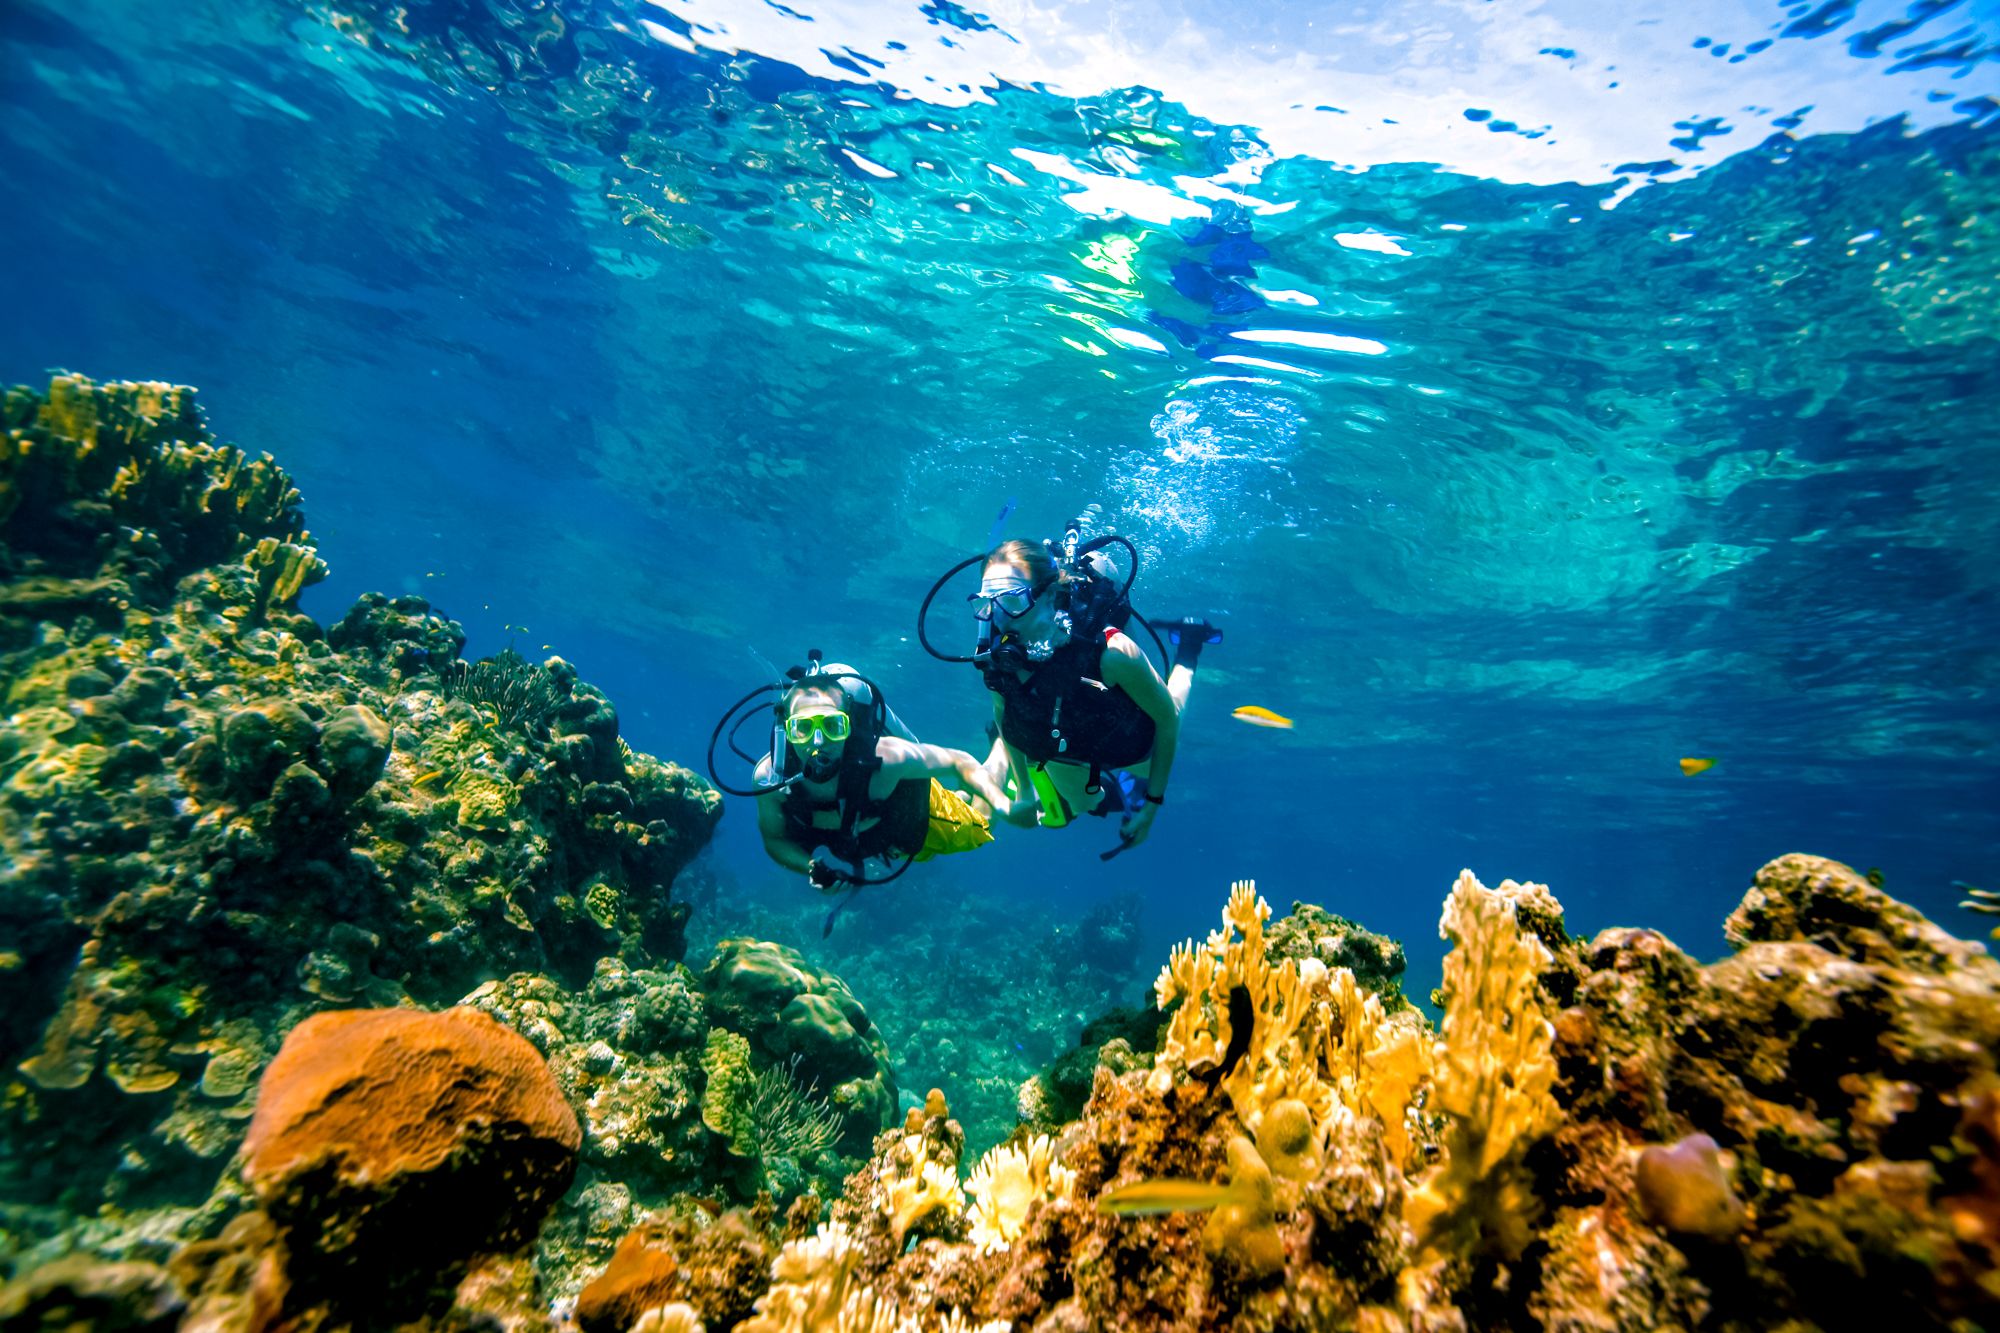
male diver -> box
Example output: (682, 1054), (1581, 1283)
(918, 514), (1218, 858)
(710, 658), (1004, 899)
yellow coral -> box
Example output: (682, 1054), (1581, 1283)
(244, 534), (328, 615)
(1201, 1134), (1286, 1281)
(1322, 965), (1434, 1172)
(885, 1134), (963, 1248)
(964, 1134), (1075, 1251)
(1150, 879), (1438, 1186)
(1151, 881), (1337, 1135)
(700, 1027), (755, 1151)
(1403, 869), (1561, 1263)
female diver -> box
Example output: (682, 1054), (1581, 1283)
(968, 538), (1217, 855)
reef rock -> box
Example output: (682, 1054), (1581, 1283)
(458, 957), (738, 1298)
(1542, 852), (2000, 1330)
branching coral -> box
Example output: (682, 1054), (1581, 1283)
(1404, 869), (1561, 1264)
(964, 1135), (1074, 1252)
(1149, 880), (1432, 1175)
(1323, 967), (1433, 1172)
(1151, 881), (1337, 1136)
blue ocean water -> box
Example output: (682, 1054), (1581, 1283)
(3, 0), (1997, 1012)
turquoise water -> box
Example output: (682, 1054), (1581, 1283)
(4, 0), (1997, 997)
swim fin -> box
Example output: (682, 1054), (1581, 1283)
(1152, 617), (1223, 668)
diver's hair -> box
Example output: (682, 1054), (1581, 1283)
(782, 679), (847, 716)
(985, 539), (1064, 592)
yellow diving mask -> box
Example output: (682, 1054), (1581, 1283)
(785, 712), (851, 745)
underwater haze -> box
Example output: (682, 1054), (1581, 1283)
(5, 0), (1999, 996)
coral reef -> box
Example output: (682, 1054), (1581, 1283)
(689, 885), (1157, 1160)
(688, 858), (1999, 1332)
(4, 374), (1997, 1333)
(0, 375), (720, 1273)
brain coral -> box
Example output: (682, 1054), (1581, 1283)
(242, 1006), (581, 1307)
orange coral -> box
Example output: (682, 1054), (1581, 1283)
(245, 1006), (580, 1192)
(576, 1224), (682, 1333)
(243, 1005), (581, 1290)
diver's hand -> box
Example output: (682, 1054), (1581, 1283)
(1118, 802), (1159, 850)
(807, 859), (852, 894)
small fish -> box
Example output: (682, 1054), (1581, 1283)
(413, 769), (446, 788)
(1232, 705), (1293, 730)
(1679, 757), (1717, 776)
(1096, 1177), (1240, 1216)
(1865, 867), (1885, 888)
(986, 496), (1017, 549)
(1205, 984), (1255, 1084)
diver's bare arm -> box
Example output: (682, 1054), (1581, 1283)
(755, 780), (815, 873)
(979, 703), (1040, 827)
(1103, 635), (1182, 799)
(877, 738), (1010, 813)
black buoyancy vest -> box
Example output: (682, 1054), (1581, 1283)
(780, 762), (929, 865)
(996, 627), (1155, 768)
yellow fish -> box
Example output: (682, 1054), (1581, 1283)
(1232, 705), (1294, 730)
(1679, 757), (1717, 776)
(1095, 1177), (1241, 1216)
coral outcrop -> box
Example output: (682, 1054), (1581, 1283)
(238, 1007), (578, 1312)
(0, 375), (720, 1272)
(702, 937), (898, 1154)
(1538, 853), (2000, 1330)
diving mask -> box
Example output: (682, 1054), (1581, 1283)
(969, 582), (1041, 622)
(785, 712), (851, 745)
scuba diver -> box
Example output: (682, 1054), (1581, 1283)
(708, 655), (1004, 923)
(918, 510), (1220, 859)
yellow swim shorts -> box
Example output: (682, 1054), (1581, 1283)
(912, 779), (994, 860)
